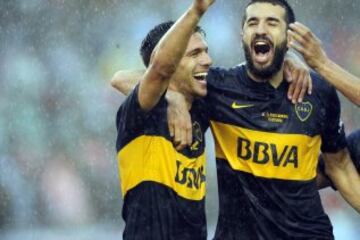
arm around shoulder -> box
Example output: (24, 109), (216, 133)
(110, 70), (144, 96)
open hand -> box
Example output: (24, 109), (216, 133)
(288, 22), (328, 71)
(284, 58), (312, 104)
(166, 91), (192, 151)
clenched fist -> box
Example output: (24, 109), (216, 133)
(192, 0), (215, 15)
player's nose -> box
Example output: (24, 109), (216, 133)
(200, 52), (213, 68)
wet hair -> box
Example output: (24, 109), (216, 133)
(140, 21), (206, 67)
(242, 0), (296, 27)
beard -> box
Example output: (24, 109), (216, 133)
(243, 39), (287, 79)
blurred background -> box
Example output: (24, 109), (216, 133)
(0, 0), (359, 239)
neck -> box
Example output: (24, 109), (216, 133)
(247, 64), (284, 89)
(168, 83), (193, 110)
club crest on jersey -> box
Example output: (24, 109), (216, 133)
(190, 121), (203, 151)
(295, 101), (313, 122)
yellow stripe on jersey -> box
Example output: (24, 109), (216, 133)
(117, 135), (206, 201)
(210, 121), (321, 181)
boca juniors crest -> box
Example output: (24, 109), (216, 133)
(295, 101), (313, 122)
(190, 121), (203, 151)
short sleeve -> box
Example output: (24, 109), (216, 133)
(115, 84), (166, 151)
(317, 129), (360, 191)
(116, 85), (149, 131)
(320, 86), (347, 153)
(205, 66), (237, 120)
(347, 130), (360, 172)
(206, 67), (227, 89)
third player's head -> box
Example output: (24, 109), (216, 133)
(140, 21), (212, 99)
(241, 0), (295, 79)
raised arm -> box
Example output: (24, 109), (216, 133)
(137, 0), (214, 111)
(288, 22), (360, 106)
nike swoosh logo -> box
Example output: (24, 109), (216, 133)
(231, 102), (255, 109)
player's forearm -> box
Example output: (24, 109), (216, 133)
(149, 6), (205, 79)
(139, 2), (213, 111)
(316, 59), (360, 106)
(111, 70), (144, 96)
(324, 150), (360, 213)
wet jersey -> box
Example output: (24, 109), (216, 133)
(318, 129), (360, 188)
(115, 85), (209, 240)
(347, 130), (360, 171)
(206, 65), (347, 240)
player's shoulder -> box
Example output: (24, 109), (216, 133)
(347, 130), (360, 151)
(208, 64), (246, 86)
(348, 129), (360, 142)
(116, 85), (167, 129)
(347, 129), (360, 171)
(209, 64), (245, 77)
(310, 71), (335, 95)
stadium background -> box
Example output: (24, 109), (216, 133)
(0, 0), (359, 239)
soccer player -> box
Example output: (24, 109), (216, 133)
(288, 22), (360, 106)
(115, 1), (214, 239)
(113, 1), (360, 239)
(206, 1), (360, 239)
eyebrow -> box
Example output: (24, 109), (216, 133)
(246, 16), (281, 23)
(187, 46), (208, 56)
(267, 17), (280, 22)
(247, 17), (258, 22)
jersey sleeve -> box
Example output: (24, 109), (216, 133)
(347, 129), (360, 172)
(115, 84), (166, 151)
(206, 66), (228, 89)
(318, 129), (360, 190)
(205, 66), (236, 120)
(320, 86), (347, 153)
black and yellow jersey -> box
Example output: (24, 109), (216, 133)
(206, 65), (347, 240)
(115, 85), (209, 240)
(347, 130), (360, 171)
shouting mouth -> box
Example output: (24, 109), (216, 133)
(251, 38), (274, 65)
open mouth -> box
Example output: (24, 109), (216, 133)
(254, 42), (271, 54)
(251, 39), (273, 64)
(193, 72), (208, 82)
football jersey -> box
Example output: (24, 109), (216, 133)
(206, 65), (347, 240)
(116, 85), (209, 240)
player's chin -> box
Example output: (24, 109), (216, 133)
(194, 86), (207, 98)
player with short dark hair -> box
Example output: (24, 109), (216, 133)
(242, 0), (295, 27)
(111, 0), (357, 239)
(206, 1), (360, 239)
(115, 1), (214, 239)
(140, 21), (206, 68)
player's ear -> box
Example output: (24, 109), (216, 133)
(240, 27), (244, 42)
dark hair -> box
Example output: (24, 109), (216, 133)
(140, 21), (205, 67)
(242, 0), (295, 27)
